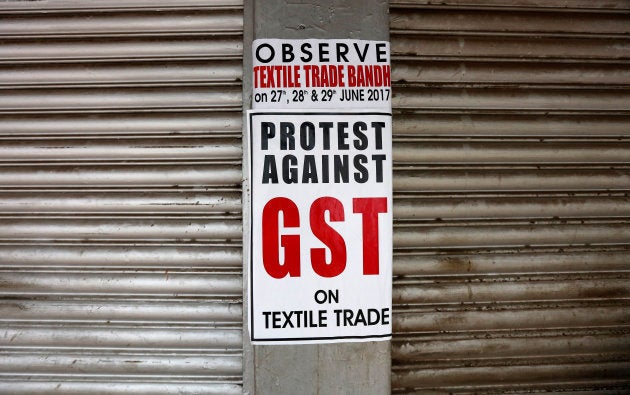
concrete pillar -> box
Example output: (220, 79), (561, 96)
(242, 1), (390, 394)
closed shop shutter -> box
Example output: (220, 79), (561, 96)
(390, 1), (630, 392)
(0, 1), (243, 393)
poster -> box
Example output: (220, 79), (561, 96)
(252, 39), (391, 110)
(248, 39), (392, 344)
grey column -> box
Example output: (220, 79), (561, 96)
(242, 1), (391, 394)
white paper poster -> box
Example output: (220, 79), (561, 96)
(248, 39), (392, 344)
(252, 39), (391, 110)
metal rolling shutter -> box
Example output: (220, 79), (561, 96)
(390, 1), (630, 393)
(0, 1), (243, 393)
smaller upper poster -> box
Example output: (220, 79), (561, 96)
(252, 39), (391, 110)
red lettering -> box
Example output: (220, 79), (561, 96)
(292, 65), (301, 87)
(265, 66), (275, 87)
(302, 65), (346, 87)
(253, 66), (259, 88)
(353, 197), (388, 275)
(303, 65), (312, 87)
(356, 66), (365, 87)
(261, 196), (388, 278)
(347, 65), (356, 87)
(338, 65), (346, 87)
(262, 197), (301, 278)
(344, 65), (391, 87)
(254, 65), (302, 88)
(310, 65), (320, 87)
(320, 65), (330, 87)
(364, 65), (373, 86)
(310, 197), (347, 277)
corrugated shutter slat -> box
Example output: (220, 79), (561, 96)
(0, 1), (243, 393)
(391, 1), (630, 393)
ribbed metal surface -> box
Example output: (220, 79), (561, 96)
(0, 1), (243, 394)
(390, 1), (630, 393)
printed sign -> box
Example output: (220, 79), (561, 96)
(248, 111), (392, 344)
(252, 39), (391, 110)
(248, 38), (392, 344)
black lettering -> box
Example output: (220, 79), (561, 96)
(353, 155), (368, 183)
(294, 311), (303, 327)
(282, 43), (295, 62)
(375, 43), (387, 62)
(300, 122), (316, 150)
(319, 122), (333, 150)
(321, 155), (329, 183)
(382, 308), (390, 325)
(280, 122), (295, 150)
(308, 310), (317, 327)
(372, 154), (386, 182)
(302, 155), (318, 183)
(319, 310), (328, 327)
(300, 42), (313, 62)
(262, 155), (278, 184)
(353, 42), (369, 62)
(354, 309), (367, 326)
(282, 311), (294, 328)
(336, 42), (349, 62)
(334, 309), (342, 326)
(353, 122), (368, 150)
(318, 42), (330, 62)
(334, 155), (349, 183)
(371, 121), (385, 149)
(263, 311), (272, 328)
(272, 311), (281, 328)
(255, 43), (275, 63)
(282, 155), (298, 183)
(367, 309), (380, 325)
(261, 122), (275, 150)
(337, 122), (349, 150)
(343, 309), (354, 326)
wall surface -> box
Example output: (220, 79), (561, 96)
(243, 0), (392, 394)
